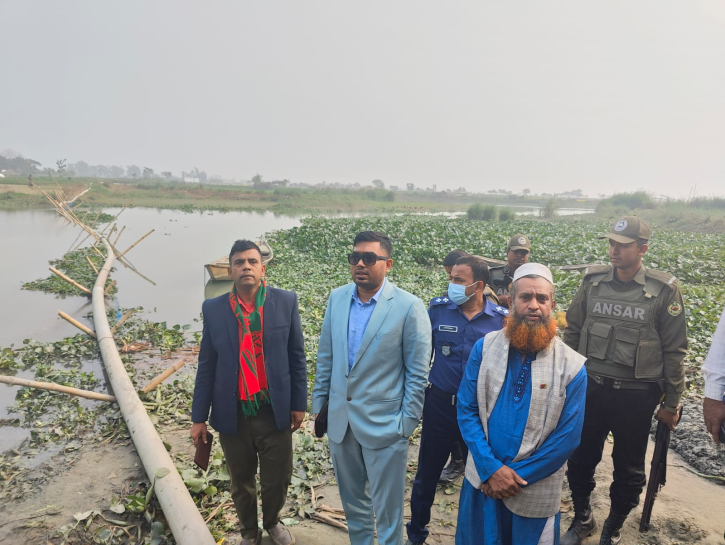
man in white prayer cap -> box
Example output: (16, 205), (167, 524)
(455, 264), (588, 545)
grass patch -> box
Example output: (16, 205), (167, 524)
(680, 197), (725, 210)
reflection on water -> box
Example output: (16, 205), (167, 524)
(496, 205), (595, 216)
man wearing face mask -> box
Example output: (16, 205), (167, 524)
(406, 256), (509, 545)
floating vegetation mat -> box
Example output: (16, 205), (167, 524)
(264, 215), (725, 376)
(22, 247), (117, 297)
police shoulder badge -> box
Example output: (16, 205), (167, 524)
(667, 301), (683, 316)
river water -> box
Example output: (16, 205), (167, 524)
(0, 208), (302, 451)
(0, 208), (303, 347)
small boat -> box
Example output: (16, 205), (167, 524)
(475, 255), (595, 272)
(204, 239), (274, 281)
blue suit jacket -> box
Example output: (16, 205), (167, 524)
(312, 280), (432, 449)
(191, 287), (307, 435)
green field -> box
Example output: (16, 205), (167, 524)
(0, 176), (596, 215)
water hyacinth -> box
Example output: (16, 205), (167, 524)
(263, 215), (725, 387)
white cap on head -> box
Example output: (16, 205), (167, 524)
(512, 263), (554, 285)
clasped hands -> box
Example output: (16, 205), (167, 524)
(480, 465), (527, 499)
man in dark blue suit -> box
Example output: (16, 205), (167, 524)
(191, 239), (307, 545)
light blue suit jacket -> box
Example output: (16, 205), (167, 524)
(312, 280), (432, 450)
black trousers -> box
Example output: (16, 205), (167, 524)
(407, 386), (467, 544)
(567, 377), (660, 515)
(218, 404), (292, 539)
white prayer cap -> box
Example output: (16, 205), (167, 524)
(512, 263), (554, 285)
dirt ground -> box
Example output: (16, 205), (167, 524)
(1, 426), (723, 545)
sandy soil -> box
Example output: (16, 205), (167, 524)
(564, 440), (725, 545)
(2, 427), (723, 545)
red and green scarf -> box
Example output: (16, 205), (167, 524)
(229, 280), (271, 416)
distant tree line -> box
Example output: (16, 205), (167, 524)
(0, 149), (42, 174)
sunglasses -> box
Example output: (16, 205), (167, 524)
(347, 252), (388, 266)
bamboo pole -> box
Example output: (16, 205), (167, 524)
(41, 187), (73, 222)
(116, 255), (157, 286)
(71, 224), (98, 252)
(68, 226), (86, 253)
(96, 207), (127, 238)
(62, 198), (87, 229)
(91, 244), (106, 259)
(104, 280), (117, 294)
(140, 359), (191, 393)
(108, 206), (127, 225)
(118, 229), (155, 258)
(0, 375), (116, 403)
(100, 220), (116, 237)
(58, 311), (96, 338)
(89, 211), (102, 228)
(85, 255), (99, 274)
(49, 267), (91, 294)
(106, 239), (122, 258)
(311, 512), (348, 531)
(111, 310), (135, 334)
(114, 225), (126, 245)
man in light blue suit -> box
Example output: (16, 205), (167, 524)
(312, 231), (432, 545)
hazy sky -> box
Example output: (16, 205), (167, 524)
(2, 2), (724, 197)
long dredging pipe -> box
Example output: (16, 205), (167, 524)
(92, 238), (216, 545)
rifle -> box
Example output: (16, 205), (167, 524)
(639, 407), (682, 532)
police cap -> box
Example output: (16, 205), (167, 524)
(508, 234), (531, 252)
(600, 216), (651, 244)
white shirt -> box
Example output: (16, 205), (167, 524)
(703, 305), (725, 400)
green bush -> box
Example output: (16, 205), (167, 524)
(362, 188), (395, 202)
(467, 203), (497, 221)
(540, 198), (559, 219)
(498, 208), (516, 221)
(597, 191), (656, 211)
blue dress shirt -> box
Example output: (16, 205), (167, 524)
(348, 278), (387, 371)
(428, 297), (508, 395)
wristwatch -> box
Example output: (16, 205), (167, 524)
(660, 404), (679, 414)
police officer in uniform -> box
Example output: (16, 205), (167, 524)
(439, 249), (471, 483)
(562, 216), (686, 545)
(406, 256), (508, 545)
(489, 234), (531, 308)
(439, 250), (500, 483)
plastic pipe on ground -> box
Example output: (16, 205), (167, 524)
(92, 238), (216, 545)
